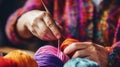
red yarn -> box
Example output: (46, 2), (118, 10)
(0, 56), (17, 67)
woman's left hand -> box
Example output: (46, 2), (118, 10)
(64, 42), (108, 67)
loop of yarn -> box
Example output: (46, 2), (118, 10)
(64, 58), (100, 67)
(4, 50), (38, 67)
(34, 53), (64, 67)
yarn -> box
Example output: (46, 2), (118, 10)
(34, 53), (64, 67)
(60, 38), (79, 57)
(64, 58), (100, 67)
(34, 45), (69, 63)
(0, 56), (17, 67)
(112, 41), (120, 48)
(60, 38), (79, 51)
(61, 38), (100, 67)
(4, 50), (38, 67)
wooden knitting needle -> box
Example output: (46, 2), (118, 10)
(40, 0), (62, 49)
(41, 0), (50, 14)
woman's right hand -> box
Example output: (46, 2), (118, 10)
(16, 10), (62, 41)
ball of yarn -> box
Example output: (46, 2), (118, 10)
(60, 38), (79, 51)
(34, 53), (64, 67)
(34, 45), (69, 63)
(4, 50), (38, 67)
(0, 56), (17, 67)
(64, 58), (100, 67)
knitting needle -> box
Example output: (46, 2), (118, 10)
(41, 0), (50, 14)
(41, 0), (65, 39)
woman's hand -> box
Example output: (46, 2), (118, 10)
(17, 10), (62, 41)
(64, 42), (108, 67)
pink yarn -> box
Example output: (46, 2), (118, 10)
(112, 41), (120, 48)
(34, 45), (69, 63)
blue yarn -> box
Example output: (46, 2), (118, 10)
(64, 58), (100, 67)
(34, 53), (64, 67)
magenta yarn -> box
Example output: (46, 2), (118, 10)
(34, 53), (64, 67)
(34, 45), (69, 63)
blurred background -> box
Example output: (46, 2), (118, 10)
(0, 0), (35, 55)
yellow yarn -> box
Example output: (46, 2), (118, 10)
(4, 50), (38, 67)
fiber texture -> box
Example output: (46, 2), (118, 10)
(0, 56), (17, 67)
(34, 53), (64, 67)
(64, 58), (100, 67)
(4, 50), (38, 67)
(34, 45), (69, 63)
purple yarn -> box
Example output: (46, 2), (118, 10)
(34, 53), (64, 67)
(34, 45), (69, 63)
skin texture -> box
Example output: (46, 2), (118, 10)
(64, 42), (108, 67)
(17, 10), (108, 67)
(17, 10), (62, 40)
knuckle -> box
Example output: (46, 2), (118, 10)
(71, 43), (78, 48)
(42, 11), (47, 16)
(75, 51), (80, 55)
(87, 42), (93, 45)
(74, 51), (82, 58)
(31, 19), (38, 27)
(89, 42), (93, 44)
(89, 46), (96, 52)
(84, 42), (93, 47)
(47, 21), (53, 27)
(31, 23), (36, 28)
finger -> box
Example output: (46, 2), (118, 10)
(32, 23), (50, 40)
(43, 13), (61, 39)
(26, 21), (39, 38)
(55, 21), (65, 39)
(35, 19), (57, 40)
(28, 17), (57, 40)
(85, 55), (100, 65)
(63, 42), (92, 54)
(55, 21), (63, 31)
(72, 49), (90, 58)
(71, 45), (96, 59)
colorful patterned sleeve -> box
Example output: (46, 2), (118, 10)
(5, 0), (51, 44)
